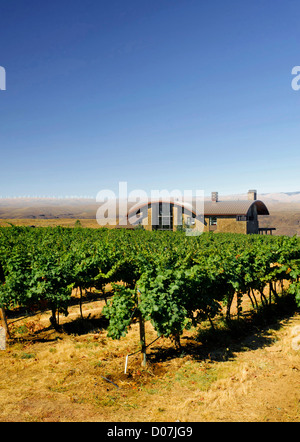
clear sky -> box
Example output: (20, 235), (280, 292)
(0, 0), (299, 198)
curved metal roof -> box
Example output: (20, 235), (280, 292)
(127, 199), (269, 217)
(127, 199), (200, 217)
(203, 200), (269, 216)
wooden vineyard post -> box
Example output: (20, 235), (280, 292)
(137, 289), (146, 367)
(0, 263), (9, 340)
(0, 306), (10, 340)
(139, 311), (147, 367)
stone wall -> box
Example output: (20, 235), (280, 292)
(218, 218), (247, 234)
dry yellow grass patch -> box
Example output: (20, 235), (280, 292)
(0, 298), (299, 422)
(0, 219), (115, 228)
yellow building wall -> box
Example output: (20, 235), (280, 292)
(182, 212), (204, 233)
(217, 218), (247, 234)
(142, 206), (152, 231)
(203, 216), (210, 232)
(173, 206), (178, 232)
(203, 216), (247, 233)
(140, 207), (247, 234)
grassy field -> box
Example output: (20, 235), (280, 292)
(0, 219), (102, 228)
(1, 293), (299, 422)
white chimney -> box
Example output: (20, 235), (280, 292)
(248, 189), (257, 201)
(211, 191), (218, 203)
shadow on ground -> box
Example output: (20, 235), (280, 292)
(62, 315), (109, 335)
(148, 294), (299, 364)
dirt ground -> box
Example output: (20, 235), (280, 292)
(0, 297), (299, 422)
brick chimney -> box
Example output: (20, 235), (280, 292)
(248, 189), (257, 201)
(211, 191), (218, 203)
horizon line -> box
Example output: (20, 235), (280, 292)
(0, 190), (300, 200)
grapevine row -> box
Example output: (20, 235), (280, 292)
(0, 226), (299, 350)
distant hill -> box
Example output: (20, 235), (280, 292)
(0, 193), (299, 236)
(0, 198), (99, 219)
(206, 191), (300, 204)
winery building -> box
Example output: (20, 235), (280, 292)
(123, 190), (275, 235)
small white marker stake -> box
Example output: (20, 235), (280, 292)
(124, 355), (129, 374)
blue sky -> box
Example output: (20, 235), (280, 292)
(0, 0), (299, 198)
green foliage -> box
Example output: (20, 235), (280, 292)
(103, 284), (137, 339)
(0, 226), (299, 346)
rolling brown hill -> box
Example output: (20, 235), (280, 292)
(258, 203), (300, 237)
(0, 195), (299, 236)
(0, 198), (99, 219)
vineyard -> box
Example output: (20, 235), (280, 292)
(0, 226), (300, 361)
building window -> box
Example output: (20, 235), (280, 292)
(236, 215), (247, 221)
(209, 216), (217, 226)
(186, 216), (195, 226)
(153, 202), (173, 231)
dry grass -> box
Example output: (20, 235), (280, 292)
(0, 219), (107, 228)
(0, 294), (299, 422)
